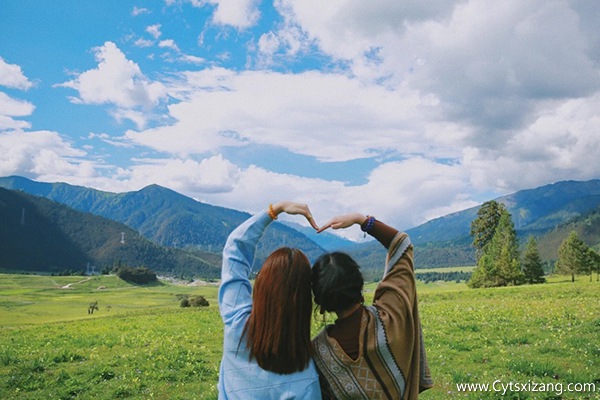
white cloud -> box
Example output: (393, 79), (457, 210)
(0, 130), (94, 180)
(254, 24), (311, 68)
(188, 155), (479, 237)
(115, 154), (241, 195)
(178, 54), (205, 65)
(128, 67), (437, 160)
(134, 38), (154, 48)
(342, 157), (478, 228)
(0, 92), (35, 131)
(169, 0), (261, 29)
(464, 94), (600, 192)
(206, 0), (261, 29)
(146, 24), (162, 39)
(0, 92), (35, 118)
(132, 6), (151, 16)
(277, 0), (600, 130)
(0, 57), (33, 90)
(57, 42), (168, 127)
(4, 0), (600, 236)
(158, 39), (180, 51)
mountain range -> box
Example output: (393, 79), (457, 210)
(0, 187), (218, 278)
(1, 175), (600, 279)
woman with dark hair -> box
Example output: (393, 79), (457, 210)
(311, 213), (433, 400)
(218, 201), (322, 399)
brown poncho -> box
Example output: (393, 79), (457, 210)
(312, 232), (433, 399)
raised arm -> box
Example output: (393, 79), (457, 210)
(219, 201), (318, 325)
(318, 213), (398, 249)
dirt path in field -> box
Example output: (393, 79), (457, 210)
(57, 277), (92, 289)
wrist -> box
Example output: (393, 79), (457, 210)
(360, 215), (376, 232)
(352, 213), (368, 225)
(268, 203), (280, 220)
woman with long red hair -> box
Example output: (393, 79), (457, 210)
(217, 201), (322, 399)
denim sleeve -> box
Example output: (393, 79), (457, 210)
(218, 211), (272, 326)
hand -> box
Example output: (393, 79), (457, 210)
(271, 201), (319, 230)
(317, 212), (367, 233)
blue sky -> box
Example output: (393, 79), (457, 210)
(1, 0), (600, 238)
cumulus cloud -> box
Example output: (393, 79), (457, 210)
(0, 130), (95, 180)
(57, 41), (168, 128)
(168, 0), (261, 29)
(0, 92), (35, 131)
(127, 67), (437, 159)
(189, 156), (479, 237)
(0, 59), (35, 131)
(259, 0), (600, 195)
(146, 24), (162, 39)
(0, 57), (33, 90)
(277, 0), (600, 131)
(3, 0), (600, 234)
(114, 154), (240, 195)
(206, 0), (261, 29)
(464, 93), (600, 192)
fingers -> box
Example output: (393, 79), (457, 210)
(276, 201), (320, 230)
(272, 202), (364, 233)
(317, 220), (333, 233)
(317, 213), (365, 233)
(317, 218), (342, 233)
(303, 206), (320, 230)
(307, 216), (319, 230)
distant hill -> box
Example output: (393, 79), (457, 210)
(536, 204), (600, 262)
(388, 180), (600, 268)
(0, 176), (325, 270)
(2, 176), (600, 274)
(406, 180), (600, 243)
(0, 188), (218, 278)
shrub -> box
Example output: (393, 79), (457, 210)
(114, 266), (157, 284)
(189, 295), (209, 307)
(179, 294), (209, 307)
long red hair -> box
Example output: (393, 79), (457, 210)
(243, 247), (313, 374)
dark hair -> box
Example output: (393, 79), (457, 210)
(244, 247), (313, 374)
(311, 252), (364, 313)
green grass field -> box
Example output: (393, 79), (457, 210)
(1, 274), (598, 399)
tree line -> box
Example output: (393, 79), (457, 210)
(468, 201), (600, 288)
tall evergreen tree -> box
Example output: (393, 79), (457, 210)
(556, 231), (586, 283)
(490, 210), (523, 286)
(469, 208), (522, 288)
(581, 247), (600, 282)
(470, 200), (507, 257)
(522, 235), (546, 284)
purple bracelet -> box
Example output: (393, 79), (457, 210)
(361, 215), (375, 232)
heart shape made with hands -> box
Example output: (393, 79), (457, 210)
(274, 201), (367, 234)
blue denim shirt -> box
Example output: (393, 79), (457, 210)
(218, 211), (321, 399)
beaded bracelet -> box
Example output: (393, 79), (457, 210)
(268, 203), (278, 220)
(361, 215), (375, 232)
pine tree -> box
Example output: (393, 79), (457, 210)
(556, 231), (586, 282)
(470, 200), (506, 257)
(468, 208), (522, 287)
(522, 235), (545, 284)
(581, 247), (600, 282)
(491, 210), (523, 286)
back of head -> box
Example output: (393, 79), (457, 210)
(312, 252), (364, 313)
(245, 247), (313, 374)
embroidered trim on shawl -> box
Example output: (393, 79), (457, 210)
(366, 305), (406, 398)
(313, 330), (370, 399)
(384, 235), (412, 277)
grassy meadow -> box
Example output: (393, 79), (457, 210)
(1, 273), (599, 399)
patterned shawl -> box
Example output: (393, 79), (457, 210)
(312, 233), (433, 399)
